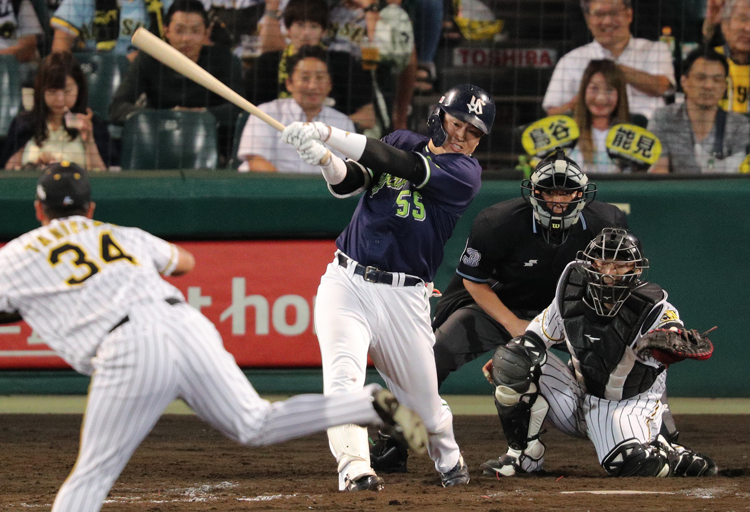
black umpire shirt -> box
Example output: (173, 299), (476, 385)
(432, 197), (628, 329)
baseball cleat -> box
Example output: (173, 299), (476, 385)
(345, 473), (385, 492)
(653, 436), (719, 477)
(481, 444), (546, 477)
(440, 455), (470, 487)
(372, 389), (428, 456)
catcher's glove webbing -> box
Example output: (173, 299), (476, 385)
(636, 327), (716, 365)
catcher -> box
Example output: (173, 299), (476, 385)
(482, 227), (717, 478)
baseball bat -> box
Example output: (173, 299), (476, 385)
(130, 27), (286, 132)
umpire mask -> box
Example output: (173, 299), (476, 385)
(521, 149), (596, 246)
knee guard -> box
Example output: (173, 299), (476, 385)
(491, 334), (549, 451)
(602, 438), (671, 477)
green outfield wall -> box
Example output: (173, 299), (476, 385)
(1, 172), (748, 397)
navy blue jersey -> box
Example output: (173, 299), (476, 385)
(336, 130), (482, 281)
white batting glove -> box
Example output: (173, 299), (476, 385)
(282, 122), (331, 148)
(297, 138), (331, 166)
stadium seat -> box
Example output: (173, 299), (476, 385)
(121, 110), (219, 170)
(74, 53), (131, 122)
(0, 55), (22, 138)
(228, 111), (250, 169)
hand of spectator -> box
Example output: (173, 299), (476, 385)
(297, 138), (332, 166)
(36, 152), (59, 165)
(706, 0), (725, 25)
(77, 109), (95, 143)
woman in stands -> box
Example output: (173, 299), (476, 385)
(1, 52), (117, 171)
(568, 59), (631, 174)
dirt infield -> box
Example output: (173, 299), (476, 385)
(1, 413), (747, 511)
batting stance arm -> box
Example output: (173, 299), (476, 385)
(282, 122), (427, 184)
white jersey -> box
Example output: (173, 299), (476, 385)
(527, 261), (682, 401)
(0, 216), (183, 375)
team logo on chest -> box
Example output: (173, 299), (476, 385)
(467, 96), (485, 115)
(370, 173), (408, 197)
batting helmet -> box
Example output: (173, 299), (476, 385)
(521, 149), (596, 246)
(578, 228), (649, 317)
(426, 84), (495, 147)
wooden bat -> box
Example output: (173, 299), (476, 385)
(130, 27), (286, 132)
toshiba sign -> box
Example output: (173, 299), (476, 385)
(453, 48), (557, 68)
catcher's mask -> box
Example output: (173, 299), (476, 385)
(426, 83), (495, 147)
(577, 228), (649, 317)
(521, 149), (597, 246)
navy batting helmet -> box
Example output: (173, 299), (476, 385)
(426, 84), (495, 147)
(578, 228), (649, 317)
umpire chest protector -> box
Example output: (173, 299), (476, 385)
(558, 264), (666, 400)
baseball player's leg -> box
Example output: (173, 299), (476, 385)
(53, 322), (178, 512)
(538, 351), (587, 438)
(368, 285), (463, 481)
(433, 304), (513, 388)
(172, 305), (392, 446)
(315, 265), (378, 490)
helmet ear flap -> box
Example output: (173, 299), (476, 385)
(427, 107), (447, 147)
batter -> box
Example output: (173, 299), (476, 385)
(281, 83), (496, 490)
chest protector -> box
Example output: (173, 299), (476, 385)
(558, 263), (665, 400)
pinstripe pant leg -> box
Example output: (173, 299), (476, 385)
(585, 372), (667, 465)
(538, 351), (588, 439)
(172, 306), (383, 447)
(52, 321), (179, 512)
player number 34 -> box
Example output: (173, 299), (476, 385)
(395, 190), (426, 221)
(48, 232), (138, 286)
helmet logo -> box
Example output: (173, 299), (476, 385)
(467, 95), (485, 115)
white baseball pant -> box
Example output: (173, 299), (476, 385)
(315, 255), (461, 489)
(52, 300), (386, 512)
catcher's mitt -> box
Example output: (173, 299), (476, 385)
(635, 327), (716, 365)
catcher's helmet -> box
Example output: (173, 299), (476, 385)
(426, 84), (495, 147)
(521, 149), (597, 246)
(578, 228), (649, 317)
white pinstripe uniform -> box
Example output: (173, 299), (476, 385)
(0, 216), (393, 512)
(526, 262), (681, 466)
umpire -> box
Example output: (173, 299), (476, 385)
(431, 150), (621, 385)
(372, 150), (628, 472)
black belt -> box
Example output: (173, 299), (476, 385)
(337, 254), (422, 287)
(108, 297), (183, 333)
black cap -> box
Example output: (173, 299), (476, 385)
(36, 162), (91, 210)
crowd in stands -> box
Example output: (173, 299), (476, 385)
(0, 0), (747, 174)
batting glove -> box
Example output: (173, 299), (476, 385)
(282, 122), (331, 148)
(297, 138), (331, 166)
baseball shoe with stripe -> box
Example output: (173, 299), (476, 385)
(372, 389), (428, 456)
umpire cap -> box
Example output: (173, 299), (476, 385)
(36, 161), (91, 210)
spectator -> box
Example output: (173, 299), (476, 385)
(648, 47), (750, 174)
(412, 0), (443, 93)
(249, 0), (376, 130)
(109, 0), (243, 162)
(1, 51), (117, 170)
(325, 0), (417, 135)
(709, 0), (749, 115)
(0, 0), (43, 83)
(49, 0), (192, 59)
(543, 0), (675, 120)
(568, 59), (630, 174)
(238, 45), (355, 173)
